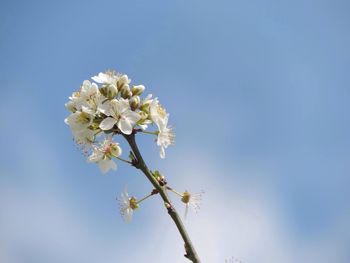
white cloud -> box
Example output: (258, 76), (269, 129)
(137, 149), (349, 263)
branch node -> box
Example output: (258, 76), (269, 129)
(165, 202), (174, 214)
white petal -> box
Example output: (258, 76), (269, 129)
(111, 144), (122, 157)
(157, 114), (169, 131)
(98, 159), (117, 173)
(82, 80), (91, 88)
(124, 208), (133, 223)
(65, 101), (76, 112)
(144, 94), (153, 101)
(98, 100), (114, 116)
(99, 117), (117, 130)
(91, 82), (99, 91)
(91, 76), (101, 83)
(118, 119), (133, 135)
(184, 204), (189, 220)
(65, 112), (88, 132)
(125, 111), (141, 123)
(64, 113), (76, 126)
(160, 146), (165, 159)
(116, 98), (130, 113)
(88, 151), (104, 163)
(92, 73), (105, 83)
(81, 105), (95, 115)
(138, 123), (148, 130)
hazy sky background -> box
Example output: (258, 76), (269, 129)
(1, 0), (350, 262)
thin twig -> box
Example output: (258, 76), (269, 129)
(123, 133), (201, 263)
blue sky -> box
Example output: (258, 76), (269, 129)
(1, 0), (350, 262)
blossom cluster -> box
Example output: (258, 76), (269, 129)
(64, 70), (175, 173)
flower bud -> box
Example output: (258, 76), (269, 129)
(131, 85), (145, 96)
(117, 74), (130, 89)
(119, 84), (132, 99)
(100, 84), (118, 99)
(129, 95), (140, 109)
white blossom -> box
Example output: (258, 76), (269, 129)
(157, 124), (175, 159)
(65, 80), (100, 112)
(149, 98), (166, 125)
(65, 111), (93, 138)
(98, 98), (141, 134)
(88, 136), (122, 173)
(181, 191), (204, 219)
(118, 187), (138, 223)
(150, 99), (175, 158)
(79, 81), (105, 116)
(80, 80), (99, 98)
(64, 81), (105, 153)
(92, 71), (119, 86)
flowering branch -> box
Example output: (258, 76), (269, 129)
(64, 70), (202, 262)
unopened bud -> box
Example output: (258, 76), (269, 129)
(129, 96), (140, 109)
(120, 84), (132, 99)
(100, 84), (118, 99)
(117, 74), (130, 89)
(131, 85), (145, 96)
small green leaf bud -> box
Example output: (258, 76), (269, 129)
(153, 170), (161, 178)
(131, 85), (145, 96)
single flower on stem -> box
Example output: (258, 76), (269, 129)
(118, 187), (139, 223)
(181, 190), (204, 219)
(117, 188), (158, 223)
(168, 187), (204, 219)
